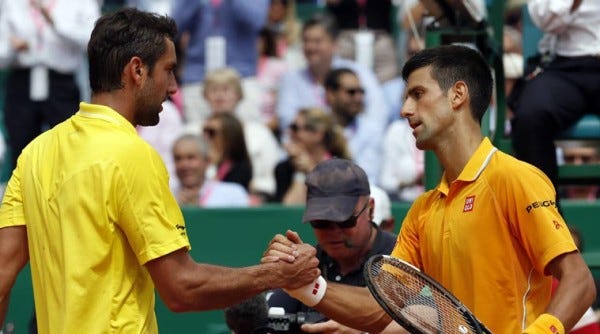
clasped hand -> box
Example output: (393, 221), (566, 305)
(262, 230), (320, 290)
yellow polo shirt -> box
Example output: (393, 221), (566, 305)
(391, 137), (576, 333)
(0, 103), (190, 334)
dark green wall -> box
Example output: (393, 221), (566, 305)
(4, 201), (600, 333)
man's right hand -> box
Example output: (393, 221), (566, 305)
(262, 230), (320, 290)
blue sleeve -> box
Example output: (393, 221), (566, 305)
(276, 72), (301, 134)
(171, 0), (201, 33)
(230, 0), (269, 30)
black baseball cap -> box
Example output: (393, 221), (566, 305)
(302, 158), (370, 223)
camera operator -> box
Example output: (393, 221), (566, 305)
(267, 159), (398, 333)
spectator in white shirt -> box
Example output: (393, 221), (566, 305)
(0, 0), (100, 171)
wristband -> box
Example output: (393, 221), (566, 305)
(523, 313), (564, 334)
(293, 172), (306, 183)
(284, 276), (327, 307)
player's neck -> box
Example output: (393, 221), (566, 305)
(436, 127), (483, 182)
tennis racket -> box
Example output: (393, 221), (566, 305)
(363, 255), (492, 334)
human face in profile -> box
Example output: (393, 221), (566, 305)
(401, 66), (454, 151)
(134, 38), (178, 126)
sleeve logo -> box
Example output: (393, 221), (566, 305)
(526, 200), (556, 213)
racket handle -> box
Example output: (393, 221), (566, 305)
(284, 276), (327, 307)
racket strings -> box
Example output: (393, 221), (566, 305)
(369, 260), (480, 334)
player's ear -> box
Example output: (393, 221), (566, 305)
(450, 81), (468, 109)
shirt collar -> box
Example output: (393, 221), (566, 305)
(76, 102), (136, 134)
(437, 137), (498, 194)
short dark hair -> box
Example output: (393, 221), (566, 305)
(402, 44), (493, 124)
(87, 7), (177, 93)
(302, 13), (340, 40)
(324, 68), (356, 91)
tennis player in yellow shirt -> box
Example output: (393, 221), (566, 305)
(0, 8), (319, 334)
(263, 45), (595, 334)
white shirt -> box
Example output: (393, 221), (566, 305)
(0, 0), (100, 72)
(379, 119), (424, 201)
(529, 0), (600, 56)
(198, 180), (250, 207)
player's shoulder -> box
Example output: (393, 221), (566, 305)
(486, 150), (551, 186)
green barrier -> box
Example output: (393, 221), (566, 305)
(4, 201), (600, 333)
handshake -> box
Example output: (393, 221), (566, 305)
(260, 230), (327, 306)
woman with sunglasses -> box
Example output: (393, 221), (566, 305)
(271, 107), (351, 204)
(203, 113), (253, 192)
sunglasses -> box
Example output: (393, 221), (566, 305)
(341, 87), (365, 96)
(310, 201), (369, 229)
(289, 122), (314, 133)
(203, 127), (219, 138)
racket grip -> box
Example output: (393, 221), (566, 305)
(522, 313), (564, 334)
(283, 276), (327, 307)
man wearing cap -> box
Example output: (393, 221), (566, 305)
(267, 158), (397, 333)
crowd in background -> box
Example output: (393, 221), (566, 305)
(0, 0), (597, 209)
(1, 1), (600, 333)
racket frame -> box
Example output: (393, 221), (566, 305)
(363, 254), (492, 334)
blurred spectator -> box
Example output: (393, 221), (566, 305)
(203, 113), (253, 192)
(266, 0), (304, 70)
(257, 27), (288, 135)
(172, 134), (249, 207)
(172, 0), (269, 124)
(193, 67), (281, 202)
(276, 13), (388, 144)
(381, 31), (421, 125)
(324, 67), (382, 183)
(556, 140), (600, 201)
(272, 107), (350, 204)
(126, 0), (171, 14)
(137, 99), (184, 191)
(224, 293), (270, 334)
(369, 184), (395, 233)
(502, 24), (524, 131)
(325, 0), (398, 83)
(0, 0), (100, 171)
(510, 1), (600, 192)
(379, 117), (424, 202)
(503, 24), (523, 55)
(396, 0), (427, 67)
